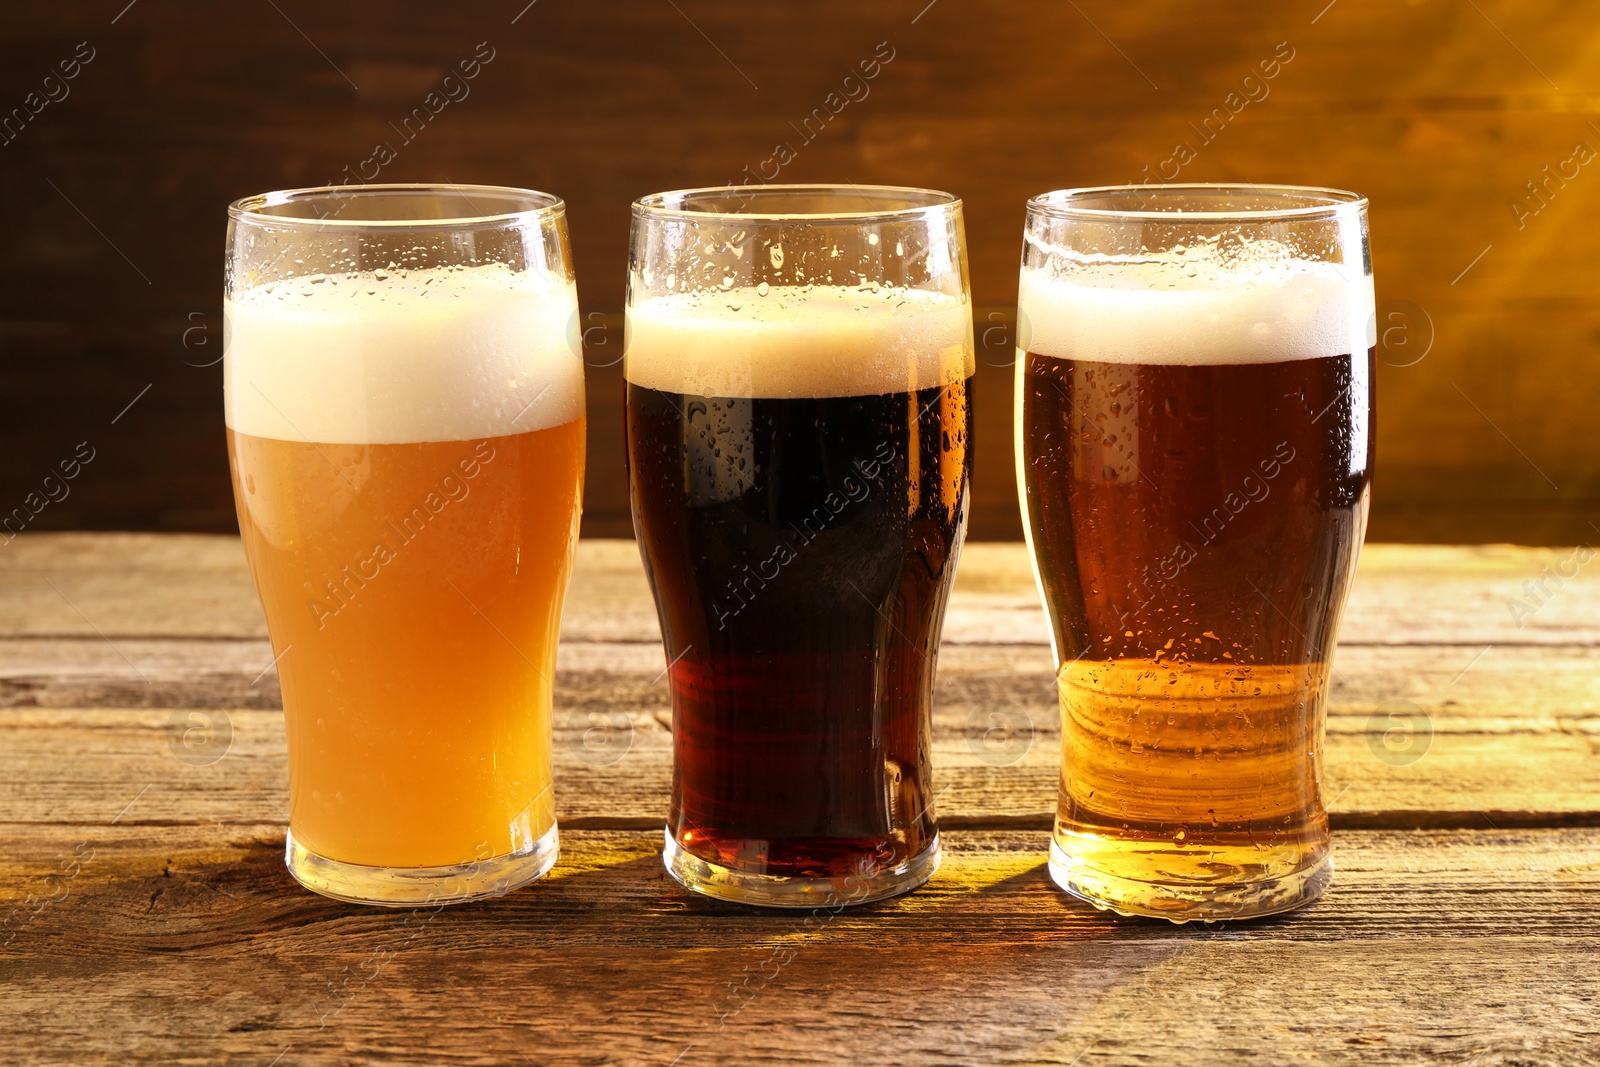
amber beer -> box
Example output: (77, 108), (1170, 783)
(225, 188), (584, 906)
(1016, 185), (1375, 921)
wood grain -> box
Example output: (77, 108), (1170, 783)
(1, 535), (1595, 829)
(3, 532), (1599, 1063)
(4, 637), (1597, 833)
(2, 825), (1597, 1066)
(3, 535), (1600, 647)
(1, 2), (1597, 542)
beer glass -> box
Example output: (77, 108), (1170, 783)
(1016, 185), (1373, 921)
(225, 185), (585, 905)
(626, 185), (974, 907)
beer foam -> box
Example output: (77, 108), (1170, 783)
(625, 286), (974, 398)
(1019, 253), (1375, 365)
(225, 265), (583, 444)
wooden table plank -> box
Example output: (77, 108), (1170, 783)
(3, 660), (1595, 830)
(6, 637), (1597, 727)
(3, 535), (1599, 647)
(4, 533), (1599, 1065)
(2, 825), (1597, 1066)
(0, 638), (282, 709)
(0, 534), (268, 641)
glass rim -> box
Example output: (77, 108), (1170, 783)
(632, 183), (962, 223)
(1026, 183), (1367, 223)
(226, 183), (566, 230)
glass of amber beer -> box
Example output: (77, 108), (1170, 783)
(627, 186), (974, 907)
(225, 185), (585, 905)
(1016, 185), (1373, 921)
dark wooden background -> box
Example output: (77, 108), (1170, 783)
(0, 0), (1593, 543)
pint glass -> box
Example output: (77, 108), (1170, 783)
(225, 185), (585, 905)
(627, 186), (974, 907)
(1016, 185), (1374, 921)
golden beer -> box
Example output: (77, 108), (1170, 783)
(228, 422), (583, 868)
(225, 186), (584, 905)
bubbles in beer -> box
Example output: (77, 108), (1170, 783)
(627, 283), (974, 887)
(1018, 231), (1374, 920)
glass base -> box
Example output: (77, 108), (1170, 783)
(663, 828), (941, 909)
(285, 823), (559, 907)
(1048, 836), (1332, 924)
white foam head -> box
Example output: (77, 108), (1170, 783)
(625, 285), (974, 398)
(1019, 242), (1375, 365)
(225, 265), (583, 444)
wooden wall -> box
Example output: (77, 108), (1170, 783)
(0, 0), (1594, 543)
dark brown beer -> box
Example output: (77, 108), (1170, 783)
(630, 380), (972, 880)
(626, 286), (973, 894)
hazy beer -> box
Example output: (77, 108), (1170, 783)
(627, 187), (974, 907)
(1016, 186), (1375, 921)
(225, 187), (584, 905)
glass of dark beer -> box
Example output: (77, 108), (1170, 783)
(1016, 185), (1374, 922)
(627, 185), (975, 907)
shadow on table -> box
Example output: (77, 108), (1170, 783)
(3, 824), (1362, 1064)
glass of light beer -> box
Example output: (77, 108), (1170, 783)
(627, 185), (974, 907)
(1016, 185), (1373, 921)
(225, 185), (585, 905)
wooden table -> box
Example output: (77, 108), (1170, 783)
(3, 534), (1597, 1065)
